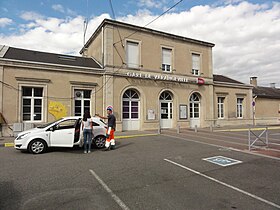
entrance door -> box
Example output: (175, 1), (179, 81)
(189, 93), (200, 128)
(122, 89), (140, 130)
(160, 91), (173, 129)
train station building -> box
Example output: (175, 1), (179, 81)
(0, 19), (270, 136)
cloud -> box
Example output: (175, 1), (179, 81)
(119, 2), (280, 86)
(52, 4), (65, 13)
(0, 13), (110, 55)
(138, 0), (166, 9)
(0, 2), (279, 87)
(0, 18), (13, 27)
(51, 4), (77, 16)
(20, 11), (43, 21)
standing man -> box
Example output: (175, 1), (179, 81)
(96, 106), (116, 150)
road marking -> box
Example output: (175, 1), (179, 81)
(215, 126), (280, 132)
(115, 133), (158, 139)
(164, 159), (280, 209)
(162, 133), (280, 161)
(89, 169), (130, 210)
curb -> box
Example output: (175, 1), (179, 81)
(0, 133), (158, 148)
(214, 126), (280, 132)
(115, 133), (158, 139)
(0, 143), (14, 147)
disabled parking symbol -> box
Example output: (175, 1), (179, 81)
(203, 156), (242, 167)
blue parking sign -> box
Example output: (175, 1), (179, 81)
(203, 156), (242, 167)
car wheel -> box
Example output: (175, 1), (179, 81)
(94, 136), (106, 148)
(28, 139), (47, 154)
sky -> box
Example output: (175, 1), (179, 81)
(0, 0), (279, 87)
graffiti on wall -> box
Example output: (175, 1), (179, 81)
(48, 101), (67, 120)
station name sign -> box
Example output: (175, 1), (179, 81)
(126, 72), (205, 85)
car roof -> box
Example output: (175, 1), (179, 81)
(62, 116), (81, 120)
(61, 116), (104, 121)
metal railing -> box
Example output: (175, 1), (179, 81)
(248, 127), (268, 151)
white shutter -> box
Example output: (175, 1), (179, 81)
(127, 41), (139, 68)
(162, 48), (171, 65)
(192, 54), (200, 70)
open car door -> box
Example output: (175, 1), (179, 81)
(49, 118), (77, 147)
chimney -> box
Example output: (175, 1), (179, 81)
(270, 83), (276, 88)
(250, 77), (258, 87)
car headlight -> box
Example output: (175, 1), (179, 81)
(17, 132), (31, 140)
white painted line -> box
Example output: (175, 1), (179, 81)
(162, 133), (280, 161)
(89, 169), (130, 210)
(164, 159), (280, 209)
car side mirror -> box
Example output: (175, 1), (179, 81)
(50, 125), (59, 131)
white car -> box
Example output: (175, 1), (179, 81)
(14, 116), (107, 154)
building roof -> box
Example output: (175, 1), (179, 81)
(80, 19), (215, 54)
(1, 46), (102, 69)
(213, 74), (244, 85)
(253, 86), (280, 99)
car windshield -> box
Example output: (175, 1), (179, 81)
(36, 119), (62, 128)
(99, 118), (107, 125)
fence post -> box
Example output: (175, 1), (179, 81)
(248, 129), (251, 151)
(266, 127), (268, 147)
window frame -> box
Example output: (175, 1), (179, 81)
(126, 40), (141, 69)
(122, 89), (140, 120)
(21, 86), (44, 122)
(74, 89), (92, 117)
(189, 93), (200, 119)
(191, 53), (201, 76)
(161, 47), (173, 73)
(237, 98), (244, 118)
(217, 97), (225, 119)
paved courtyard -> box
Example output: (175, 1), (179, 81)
(0, 128), (280, 210)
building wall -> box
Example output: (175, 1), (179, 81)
(85, 22), (257, 130)
(110, 75), (214, 131)
(108, 25), (213, 78)
(213, 84), (253, 127)
(85, 30), (103, 65)
(0, 61), (103, 136)
(255, 98), (280, 125)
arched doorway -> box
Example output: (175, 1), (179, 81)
(160, 91), (173, 128)
(122, 89), (140, 130)
(189, 93), (200, 128)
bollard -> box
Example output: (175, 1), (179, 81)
(158, 125), (161, 134)
(177, 125), (180, 134)
(210, 124), (213, 132)
(195, 125), (198, 132)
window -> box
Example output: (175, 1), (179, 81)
(122, 89), (140, 119)
(56, 119), (77, 130)
(237, 98), (244, 118)
(126, 41), (139, 68)
(190, 93), (200, 118)
(22, 87), (43, 121)
(74, 90), (91, 116)
(162, 48), (172, 72)
(218, 97), (225, 119)
(160, 91), (173, 119)
(192, 54), (200, 76)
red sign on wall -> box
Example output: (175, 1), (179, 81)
(197, 78), (205, 85)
